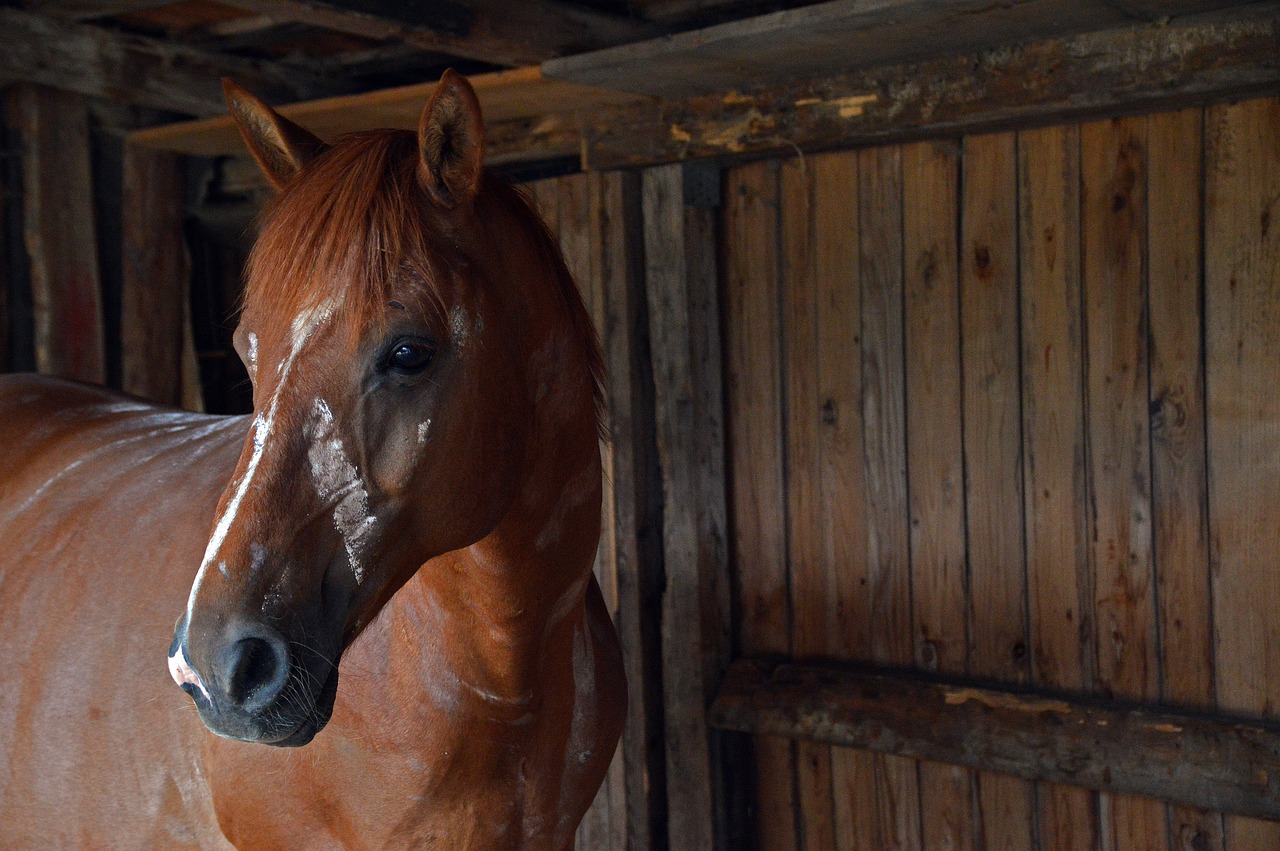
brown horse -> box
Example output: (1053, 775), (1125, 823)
(0, 71), (624, 848)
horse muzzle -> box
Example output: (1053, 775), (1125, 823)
(168, 617), (339, 747)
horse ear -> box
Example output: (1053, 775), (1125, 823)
(418, 69), (485, 208)
(222, 78), (326, 191)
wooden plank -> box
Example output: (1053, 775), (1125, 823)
(545, 0), (1128, 97)
(723, 160), (798, 851)
(779, 153), (836, 851)
(1081, 115), (1166, 851)
(902, 139), (973, 851)
(121, 143), (189, 406)
(11, 85), (104, 384)
(1146, 107), (1224, 851)
(642, 162), (730, 851)
(1205, 95), (1280, 850)
(709, 658), (1280, 821)
(217, 0), (658, 67)
(856, 144), (923, 851)
(129, 66), (649, 166)
(1017, 122), (1099, 850)
(959, 130), (1035, 851)
(581, 10), (1280, 170)
(0, 6), (332, 117)
(809, 149), (876, 851)
(20, 0), (177, 20)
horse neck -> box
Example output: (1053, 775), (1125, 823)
(392, 350), (602, 706)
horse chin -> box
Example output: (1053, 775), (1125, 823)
(266, 661), (341, 748)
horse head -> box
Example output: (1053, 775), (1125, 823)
(167, 71), (602, 746)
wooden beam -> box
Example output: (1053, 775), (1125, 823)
(216, 0), (658, 67)
(579, 8), (1280, 170)
(129, 66), (650, 167)
(19, 0), (176, 21)
(0, 6), (337, 117)
(710, 659), (1280, 821)
(10, 86), (105, 384)
(121, 143), (191, 406)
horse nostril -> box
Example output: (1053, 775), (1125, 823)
(223, 632), (289, 711)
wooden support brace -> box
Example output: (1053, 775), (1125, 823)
(710, 658), (1280, 821)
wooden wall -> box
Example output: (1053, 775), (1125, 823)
(529, 93), (1280, 850)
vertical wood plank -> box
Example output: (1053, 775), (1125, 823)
(780, 154), (836, 851)
(903, 138), (974, 851)
(10, 84), (103, 383)
(593, 170), (666, 851)
(960, 130), (1036, 851)
(121, 143), (190, 406)
(724, 159), (798, 851)
(1018, 122), (1100, 851)
(1205, 96), (1280, 850)
(857, 144), (924, 851)
(643, 162), (731, 851)
(1081, 115), (1167, 851)
(808, 149), (879, 851)
(1146, 107), (1225, 851)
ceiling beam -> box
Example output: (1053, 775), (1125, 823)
(0, 6), (346, 116)
(215, 0), (659, 67)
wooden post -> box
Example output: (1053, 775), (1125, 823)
(641, 162), (733, 851)
(9, 84), (104, 384)
(121, 141), (193, 407)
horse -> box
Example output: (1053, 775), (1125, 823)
(0, 70), (625, 848)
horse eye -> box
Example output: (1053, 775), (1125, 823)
(386, 341), (435, 373)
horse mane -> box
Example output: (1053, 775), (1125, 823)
(243, 129), (605, 435)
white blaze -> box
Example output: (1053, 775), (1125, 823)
(307, 398), (377, 584)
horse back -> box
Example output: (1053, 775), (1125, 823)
(0, 374), (244, 847)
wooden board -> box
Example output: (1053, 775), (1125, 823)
(1205, 96), (1280, 850)
(959, 131), (1036, 851)
(710, 658), (1280, 821)
(545, 0), (1129, 97)
(10, 85), (105, 384)
(1145, 107), (1224, 851)
(902, 139), (974, 851)
(129, 66), (650, 165)
(121, 143), (190, 406)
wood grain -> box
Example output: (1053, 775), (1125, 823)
(723, 160), (798, 850)
(1205, 96), (1280, 850)
(1146, 107), (1224, 851)
(959, 130), (1036, 851)
(11, 85), (104, 384)
(1017, 122), (1099, 851)
(856, 144), (923, 851)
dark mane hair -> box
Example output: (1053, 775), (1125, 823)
(243, 129), (605, 432)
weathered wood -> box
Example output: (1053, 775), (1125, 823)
(216, 0), (657, 67)
(1081, 115), (1166, 850)
(723, 160), (798, 850)
(1146, 107), (1224, 851)
(856, 144), (923, 851)
(20, 0), (176, 21)
(121, 143), (190, 406)
(591, 171), (665, 851)
(130, 66), (649, 170)
(709, 659), (1280, 821)
(808, 149), (873, 851)
(959, 131), (1035, 851)
(1205, 96), (1280, 849)
(643, 163), (731, 851)
(0, 6), (331, 117)
(10, 86), (104, 384)
(580, 10), (1280, 170)
(1017, 123), (1099, 850)
(546, 0), (1131, 98)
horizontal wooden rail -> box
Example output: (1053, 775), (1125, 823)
(709, 658), (1280, 821)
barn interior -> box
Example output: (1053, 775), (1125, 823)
(0, 1), (1278, 849)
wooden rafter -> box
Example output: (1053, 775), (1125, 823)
(0, 6), (347, 116)
(215, 0), (659, 67)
